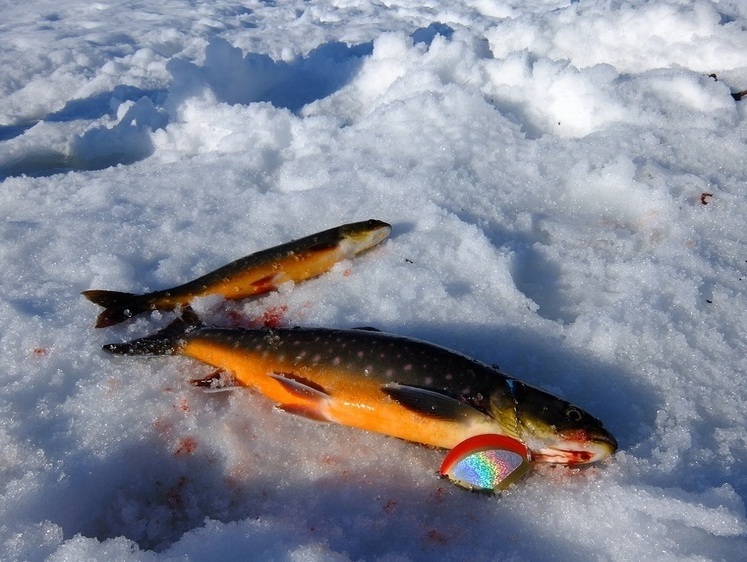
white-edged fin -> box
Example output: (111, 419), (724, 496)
(268, 372), (331, 400)
(268, 372), (333, 422)
(381, 383), (479, 421)
(275, 403), (332, 422)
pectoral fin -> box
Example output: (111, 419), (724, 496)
(488, 381), (522, 441)
(381, 383), (480, 421)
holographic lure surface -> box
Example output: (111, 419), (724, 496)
(440, 434), (532, 491)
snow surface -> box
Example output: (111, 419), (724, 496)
(2, 0), (747, 560)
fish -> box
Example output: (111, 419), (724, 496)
(103, 319), (618, 470)
(82, 219), (391, 328)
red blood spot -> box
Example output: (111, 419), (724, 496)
(174, 436), (197, 455)
(342, 268), (352, 277)
(568, 451), (594, 464)
(261, 305), (288, 328)
(32, 348), (48, 358)
(176, 398), (189, 413)
(383, 499), (398, 514)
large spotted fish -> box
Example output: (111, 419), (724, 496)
(83, 220), (391, 328)
(103, 320), (618, 482)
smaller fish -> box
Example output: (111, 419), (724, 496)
(83, 219), (391, 328)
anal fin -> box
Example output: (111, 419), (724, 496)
(269, 372), (332, 422)
(250, 273), (283, 293)
(276, 403), (332, 422)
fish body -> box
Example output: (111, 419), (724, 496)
(104, 324), (617, 465)
(83, 220), (391, 327)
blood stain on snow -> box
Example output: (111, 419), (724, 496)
(230, 304), (291, 328)
(261, 304), (288, 328)
(174, 436), (197, 455)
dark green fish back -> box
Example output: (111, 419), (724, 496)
(190, 327), (506, 411)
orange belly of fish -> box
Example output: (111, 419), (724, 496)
(181, 339), (494, 450)
(199, 247), (345, 300)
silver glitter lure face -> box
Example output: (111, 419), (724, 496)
(440, 434), (532, 492)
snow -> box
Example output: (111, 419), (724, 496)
(1, 0), (746, 559)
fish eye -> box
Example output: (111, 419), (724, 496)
(565, 407), (583, 422)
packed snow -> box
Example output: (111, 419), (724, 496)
(1, 0), (746, 560)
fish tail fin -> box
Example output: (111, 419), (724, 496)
(102, 308), (203, 356)
(81, 289), (152, 328)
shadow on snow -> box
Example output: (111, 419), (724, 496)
(168, 37), (373, 112)
(1, 24), (455, 181)
(0, 39), (371, 180)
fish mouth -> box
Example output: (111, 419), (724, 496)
(341, 220), (392, 254)
(532, 433), (618, 465)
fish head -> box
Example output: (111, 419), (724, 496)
(339, 220), (392, 256)
(490, 379), (618, 465)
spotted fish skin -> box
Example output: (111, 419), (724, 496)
(83, 220), (391, 328)
(104, 325), (618, 463)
